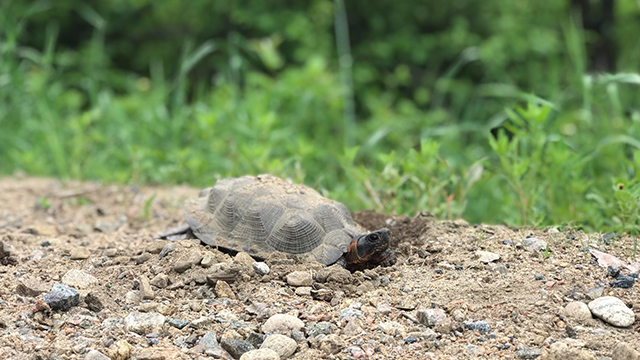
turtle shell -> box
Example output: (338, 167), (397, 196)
(184, 174), (364, 265)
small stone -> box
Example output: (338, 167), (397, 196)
(588, 296), (635, 327)
(199, 331), (222, 357)
(252, 262), (270, 275)
(124, 291), (140, 305)
(167, 318), (189, 329)
(376, 303), (395, 315)
(84, 350), (110, 360)
(149, 273), (169, 288)
(221, 338), (255, 359)
(608, 266), (621, 278)
(70, 246), (91, 260)
(84, 292), (104, 312)
(339, 307), (363, 321)
(145, 241), (167, 254)
(262, 314), (304, 336)
(523, 237), (547, 251)
(477, 251), (500, 263)
(61, 269), (99, 290)
(515, 345), (543, 359)
(610, 274), (636, 289)
(246, 332), (265, 349)
(466, 321), (490, 335)
(547, 341), (595, 360)
(611, 342), (640, 360)
(341, 319), (363, 336)
(201, 252), (216, 268)
(534, 274), (544, 280)
(286, 271), (313, 286)
(15, 278), (50, 297)
(562, 302), (592, 323)
(132, 253), (151, 264)
(158, 243), (176, 259)
(319, 334), (346, 355)
(261, 334), (297, 359)
(306, 322), (332, 338)
(43, 283), (80, 311)
(315, 264), (351, 284)
(215, 280), (236, 299)
(174, 251), (203, 273)
(584, 286), (604, 300)
(294, 286), (312, 296)
(417, 308), (447, 327)
(124, 311), (166, 335)
(395, 299), (417, 310)
(239, 349), (280, 360)
(109, 340), (131, 360)
(139, 275), (154, 300)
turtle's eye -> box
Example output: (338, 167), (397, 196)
(370, 233), (379, 241)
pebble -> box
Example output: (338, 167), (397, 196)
(145, 241), (167, 254)
(262, 314), (304, 335)
(252, 262), (270, 275)
(124, 291), (140, 305)
(149, 273), (169, 288)
(294, 286), (312, 296)
(610, 274), (636, 288)
(306, 322), (332, 338)
(84, 292), (104, 312)
(221, 338), (255, 359)
(466, 320), (491, 335)
(239, 349), (280, 360)
(215, 280), (236, 299)
(70, 247), (91, 260)
(417, 308), (447, 327)
(515, 345), (543, 359)
(158, 243), (176, 259)
(200, 253), (216, 268)
(523, 237), (547, 251)
(608, 266), (621, 278)
(173, 251), (203, 273)
(246, 332), (266, 348)
(563, 302), (592, 323)
(477, 251), (500, 263)
(62, 269), (98, 289)
(139, 275), (154, 300)
(339, 307), (363, 321)
(109, 340), (131, 360)
(584, 286), (604, 300)
(318, 334), (346, 355)
(84, 350), (110, 360)
(43, 283), (80, 311)
(199, 331), (222, 357)
(547, 341), (595, 360)
(167, 318), (189, 329)
(261, 334), (297, 359)
(124, 312), (166, 335)
(15, 278), (50, 297)
(611, 342), (640, 360)
(534, 274), (544, 280)
(287, 271), (313, 286)
(132, 253), (151, 264)
(588, 296), (635, 327)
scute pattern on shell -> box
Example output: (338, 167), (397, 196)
(184, 175), (364, 265)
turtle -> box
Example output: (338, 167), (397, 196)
(169, 174), (396, 270)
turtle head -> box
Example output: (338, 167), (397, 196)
(344, 228), (395, 269)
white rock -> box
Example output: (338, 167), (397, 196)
(417, 308), (447, 326)
(261, 334), (297, 359)
(523, 237), (547, 251)
(61, 269), (98, 290)
(253, 262), (270, 276)
(286, 271), (312, 286)
(562, 302), (592, 323)
(588, 296), (635, 327)
(240, 349), (280, 360)
(476, 251), (500, 263)
(124, 311), (166, 334)
(261, 314), (304, 335)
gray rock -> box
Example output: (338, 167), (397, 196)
(610, 274), (636, 289)
(252, 262), (270, 276)
(584, 286), (605, 300)
(43, 284), (80, 311)
(201, 253), (216, 268)
(291, 331), (306, 343)
(149, 273), (169, 288)
(15, 278), (50, 297)
(124, 291), (140, 305)
(261, 314), (304, 335)
(286, 271), (313, 286)
(61, 269), (98, 290)
(139, 275), (154, 300)
(523, 237), (547, 251)
(261, 334), (297, 359)
(466, 320), (490, 335)
(246, 332), (265, 349)
(239, 349), (280, 360)
(339, 307), (363, 321)
(588, 296), (635, 327)
(167, 318), (189, 329)
(199, 331), (222, 357)
(221, 338), (255, 359)
(515, 345), (543, 359)
(611, 342), (640, 360)
(562, 302), (592, 323)
(84, 292), (104, 312)
(124, 312), (166, 335)
(84, 350), (110, 360)
(158, 243), (176, 259)
(417, 308), (447, 327)
(306, 322), (332, 338)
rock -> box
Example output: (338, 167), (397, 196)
(84, 350), (110, 360)
(201, 252), (216, 268)
(339, 307), (363, 321)
(246, 332), (265, 349)
(315, 264), (351, 284)
(206, 262), (242, 283)
(611, 342), (640, 360)
(124, 312), (166, 335)
(199, 331), (222, 357)
(319, 334), (346, 355)
(84, 292), (104, 312)
(417, 308), (447, 327)
(306, 322), (332, 338)
(0, 241), (17, 265)
(109, 340), (131, 360)
(341, 319), (363, 336)
(145, 241), (167, 254)
(132, 253), (151, 264)
(61, 269), (99, 290)
(15, 278), (50, 297)
(466, 320), (491, 334)
(286, 271), (313, 286)
(27, 224), (58, 237)
(149, 273), (169, 288)
(221, 338), (255, 359)
(395, 299), (417, 310)
(516, 345), (543, 359)
(261, 334), (297, 359)
(562, 302), (592, 323)
(610, 274), (636, 289)
(545, 341), (595, 360)
(94, 220), (121, 233)
(294, 286), (311, 296)
(234, 252), (255, 269)
(215, 280), (236, 299)
(158, 243), (176, 259)
(167, 318), (189, 329)
(262, 314), (304, 336)
(477, 251), (500, 263)
(70, 247), (91, 260)
(523, 237), (547, 251)
(584, 286), (604, 300)
(588, 296), (635, 327)
(43, 284), (80, 311)
(139, 275), (154, 300)
(136, 348), (183, 360)
(124, 291), (140, 305)
(174, 251), (203, 273)
(239, 349), (280, 360)
(253, 262), (270, 276)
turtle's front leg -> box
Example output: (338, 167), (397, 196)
(374, 249), (397, 267)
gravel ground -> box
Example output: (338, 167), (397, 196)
(0, 176), (639, 360)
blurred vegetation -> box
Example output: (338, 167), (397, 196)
(2, 0), (640, 234)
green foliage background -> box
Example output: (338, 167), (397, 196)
(2, 0), (640, 232)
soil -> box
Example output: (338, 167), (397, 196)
(0, 176), (639, 360)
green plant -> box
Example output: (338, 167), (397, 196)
(142, 194), (157, 220)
